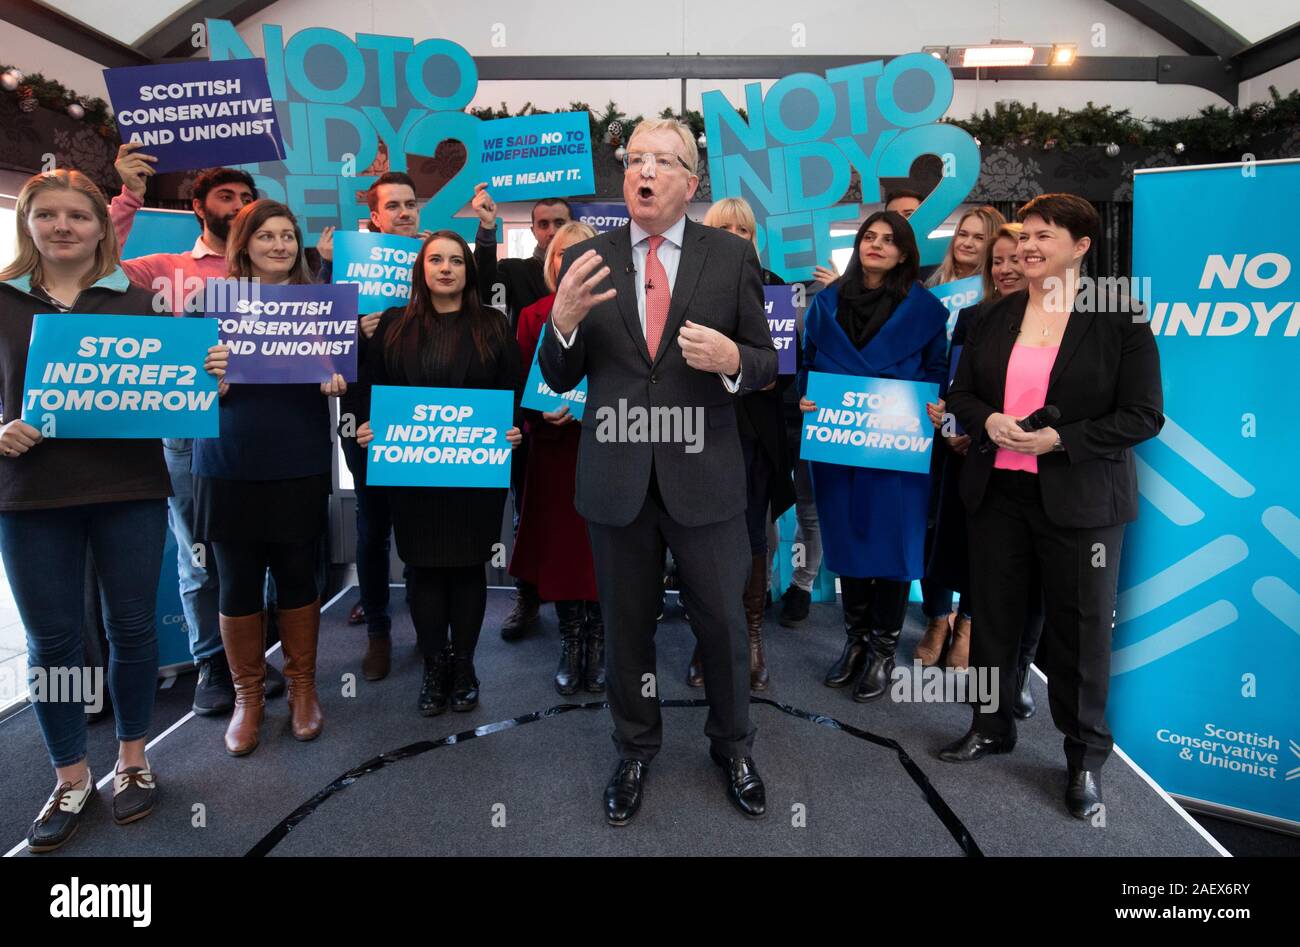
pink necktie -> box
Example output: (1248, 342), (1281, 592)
(644, 235), (669, 358)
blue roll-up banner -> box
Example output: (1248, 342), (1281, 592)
(569, 202), (629, 233)
(366, 385), (513, 488)
(331, 231), (422, 313)
(764, 286), (798, 375)
(521, 324), (587, 420)
(206, 280), (359, 384)
(478, 112), (594, 201)
(21, 314), (218, 438)
(103, 59), (285, 174)
(928, 274), (983, 337)
(1115, 158), (1300, 831)
(799, 371), (937, 474)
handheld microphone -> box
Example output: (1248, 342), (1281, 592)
(978, 405), (1060, 453)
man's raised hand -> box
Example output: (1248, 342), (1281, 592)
(551, 249), (615, 337)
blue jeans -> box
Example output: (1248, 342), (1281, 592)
(163, 438), (222, 661)
(341, 437), (391, 637)
(0, 500), (167, 767)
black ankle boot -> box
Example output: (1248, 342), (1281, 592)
(853, 628), (901, 702)
(554, 601), (585, 696)
(450, 652), (479, 711)
(417, 647), (451, 716)
(1014, 657), (1036, 719)
(582, 600), (606, 693)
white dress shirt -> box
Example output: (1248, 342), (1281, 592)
(555, 214), (741, 391)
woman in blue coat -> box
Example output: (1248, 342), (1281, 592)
(798, 211), (948, 701)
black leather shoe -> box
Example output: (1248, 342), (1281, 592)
(779, 585), (811, 627)
(417, 648), (451, 716)
(604, 759), (646, 826)
(1066, 767), (1103, 819)
(1014, 660), (1036, 719)
(500, 583), (540, 641)
(450, 654), (479, 711)
(554, 601), (585, 695)
(938, 727), (1016, 762)
(824, 635), (869, 688)
(709, 748), (766, 818)
(264, 661), (285, 699)
(192, 653), (234, 716)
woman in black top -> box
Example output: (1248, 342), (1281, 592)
(193, 199), (347, 757)
(358, 230), (521, 715)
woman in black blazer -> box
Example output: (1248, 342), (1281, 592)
(357, 231), (521, 715)
(938, 194), (1164, 821)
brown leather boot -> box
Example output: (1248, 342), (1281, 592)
(744, 553), (769, 690)
(686, 645), (704, 687)
(946, 614), (972, 670)
(915, 612), (953, 667)
(362, 635), (391, 681)
(219, 612), (266, 757)
(278, 600), (323, 741)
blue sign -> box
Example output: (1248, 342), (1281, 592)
(799, 371), (936, 474)
(928, 274), (984, 337)
(1112, 159), (1300, 830)
(570, 202), (629, 233)
(702, 54), (979, 277)
(479, 112), (594, 201)
(103, 59), (285, 174)
(765, 285), (798, 374)
(367, 385), (513, 488)
(206, 280), (359, 384)
(21, 314), (218, 438)
(521, 324), (587, 420)
(208, 19), (484, 242)
(332, 231), (421, 313)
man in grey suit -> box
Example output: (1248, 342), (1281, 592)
(540, 118), (778, 825)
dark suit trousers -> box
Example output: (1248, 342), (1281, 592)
(586, 479), (755, 763)
(968, 469), (1124, 771)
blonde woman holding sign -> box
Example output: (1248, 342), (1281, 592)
(0, 169), (226, 852)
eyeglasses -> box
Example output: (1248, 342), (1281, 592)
(622, 151), (692, 173)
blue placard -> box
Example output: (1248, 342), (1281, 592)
(205, 281), (359, 384)
(569, 202), (629, 233)
(478, 113), (594, 201)
(21, 314), (218, 438)
(103, 59), (285, 174)
(764, 286), (798, 375)
(521, 324), (587, 420)
(331, 231), (422, 313)
(366, 385), (513, 488)
(928, 274), (984, 338)
(1109, 159), (1300, 830)
(800, 371), (937, 474)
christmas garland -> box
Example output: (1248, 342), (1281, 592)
(0, 65), (116, 137)
(5, 59), (1295, 155)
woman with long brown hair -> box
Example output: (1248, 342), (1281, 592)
(0, 170), (226, 850)
(924, 205), (1006, 296)
(192, 199), (346, 757)
(357, 231), (522, 715)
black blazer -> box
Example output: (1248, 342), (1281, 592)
(539, 219), (777, 529)
(946, 289), (1164, 529)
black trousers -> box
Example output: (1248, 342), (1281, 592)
(407, 564), (487, 662)
(211, 540), (318, 617)
(968, 469), (1124, 770)
(587, 483), (753, 763)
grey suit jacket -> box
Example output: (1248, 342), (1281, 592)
(539, 218), (777, 528)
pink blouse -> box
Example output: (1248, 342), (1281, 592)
(994, 343), (1059, 474)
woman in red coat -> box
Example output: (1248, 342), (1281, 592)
(509, 221), (602, 695)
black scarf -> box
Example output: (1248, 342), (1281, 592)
(836, 281), (900, 349)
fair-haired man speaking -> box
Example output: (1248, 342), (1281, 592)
(540, 118), (777, 825)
